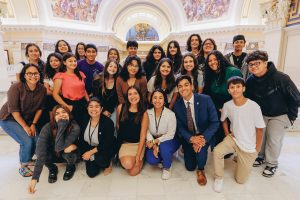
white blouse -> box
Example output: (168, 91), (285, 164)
(146, 107), (177, 143)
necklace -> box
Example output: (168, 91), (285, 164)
(154, 107), (164, 135)
(88, 120), (99, 145)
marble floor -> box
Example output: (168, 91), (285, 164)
(0, 132), (300, 200)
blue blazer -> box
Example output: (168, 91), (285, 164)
(173, 93), (219, 144)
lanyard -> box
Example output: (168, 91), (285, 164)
(154, 107), (164, 135)
(88, 120), (99, 145)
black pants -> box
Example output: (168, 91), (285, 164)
(46, 151), (78, 170)
(63, 97), (87, 130)
(85, 151), (113, 178)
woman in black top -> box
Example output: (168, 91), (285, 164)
(116, 86), (148, 176)
(92, 60), (119, 122)
(28, 105), (80, 194)
(143, 45), (166, 81)
(80, 97), (117, 178)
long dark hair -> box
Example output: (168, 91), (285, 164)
(19, 63), (41, 83)
(45, 53), (62, 79)
(50, 105), (73, 141)
(186, 34), (202, 52)
(120, 56), (144, 81)
(120, 86), (145, 124)
(25, 43), (42, 58)
(55, 40), (72, 55)
(167, 40), (182, 74)
(153, 58), (176, 95)
(93, 60), (119, 97)
(181, 53), (200, 90)
(204, 50), (234, 92)
(60, 52), (83, 80)
(107, 48), (120, 64)
(143, 45), (166, 79)
(199, 38), (217, 58)
(75, 42), (86, 60)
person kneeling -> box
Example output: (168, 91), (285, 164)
(213, 77), (265, 193)
(80, 97), (116, 178)
(28, 105), (80, 194)
(146, 89), (180, 180)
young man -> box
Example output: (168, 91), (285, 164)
(173, 75), (219, 186)
(225, 34), (249, 79)
(246, 50), (300, 177)
(78, 43), (104, 95)
(122, 40), (139, 65)
(213, 76), (265, 193)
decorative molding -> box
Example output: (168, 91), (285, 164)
(260, 0), (291, 29)
(287, 0), (300, 26)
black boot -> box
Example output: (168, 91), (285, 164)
(63, 164), (76, 181)
(48, 165), (58, 183)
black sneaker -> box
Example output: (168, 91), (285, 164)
(262, 166), (277, 177)
(48, 165), (58, 183)
(63, 164), (76, 181)
(253, 157), (265, 167)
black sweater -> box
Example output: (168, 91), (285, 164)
(246, 62), (300, 121)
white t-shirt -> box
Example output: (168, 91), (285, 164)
(147, 75), (178, 103)
(221, 99), (265, 153)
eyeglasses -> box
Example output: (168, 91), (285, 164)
(248, 61), (262, 68)
(25, 72), (40, 78)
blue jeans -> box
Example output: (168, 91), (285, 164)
(0, 120), (38, 164)
(146, 138), (180, 169)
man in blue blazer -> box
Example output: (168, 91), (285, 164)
(173, 75), (219, 186)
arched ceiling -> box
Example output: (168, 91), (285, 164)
(1, 0), (263, 41)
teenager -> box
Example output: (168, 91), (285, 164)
(107, 48), (122, 69)
(122, 40), (139, 65)
(213, 76), (265, 192)
(28, 105), (80, 194)
(0, 64), (46, 177)
(116, 86), (148, 176)
(166, 40), (183, 75)
(80, 98), (116, 178)
(146, 89), (180, 179)
(198, 38), (217, 70)
(55, 39), (72, 55)
(78, 43), (104, 96)
(245, 50), (300, 177)
(75, 42), (86, 61)
(147, 58), (178, 109)
(186, 33), (202, 64)
(143, 45), (166, 81)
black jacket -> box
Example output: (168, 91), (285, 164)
(246, 62), (300, 122)
(79, 114), (116, 156)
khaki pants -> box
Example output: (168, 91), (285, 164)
(213, 135), (257, 184)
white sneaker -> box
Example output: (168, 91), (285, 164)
(214, 178), (223, 193)
(162, 168), (171, 180)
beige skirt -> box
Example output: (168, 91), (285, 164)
(119, 143), (145, 158)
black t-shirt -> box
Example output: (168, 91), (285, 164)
(232, 52), (247, 69)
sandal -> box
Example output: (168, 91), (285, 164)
(253, 157), (265, 167)
(19, 166), (33, 177)
(262, 166), (277, 177)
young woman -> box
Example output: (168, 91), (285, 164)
(44, 53), (63, 118)
(80, 98), (117, 178)
(53, 53), (89, 129)
(116, 86), (148, 176)
(107, 48), (122, 69)
(147, 58), (178, 109)
(28, 105), (80, 194)
(55, 40), (72, 55)
(75, 42), (86, 61)
(146, 89), (180, 180)
(116, 56), (147, 105)
(178, 53), (204, 93)
(0, 64), (46, 177)
(142, 45), (166, 81)
(198, 38), (217, 70)
(204, 50), (243, 145)
(16, 43), (45, 83)
(166, 40), (183, 75)
(186, 33), (202, 63)
(92, 60), (119, 123)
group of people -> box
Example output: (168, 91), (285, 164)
(0, 34), (299, 194)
